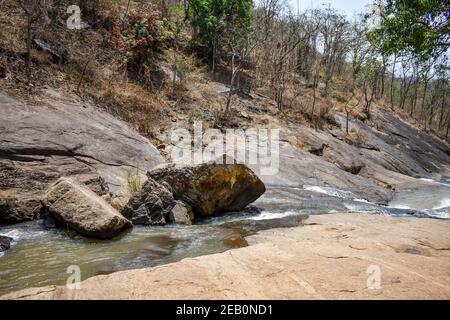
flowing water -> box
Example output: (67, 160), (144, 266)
(1, 179), (449, 295)
(0, 208), (308, 295)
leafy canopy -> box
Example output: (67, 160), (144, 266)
(189, 0), (253, 54)
(369, 0), (450, 60)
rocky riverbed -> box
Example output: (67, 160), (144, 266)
(1, 90), (450, 298)
(2, 213), (449, 300)
(1, 181), (449, 296)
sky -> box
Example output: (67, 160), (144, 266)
(289, 0), (374, 19)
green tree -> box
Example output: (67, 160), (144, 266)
(189, 0), (253, 60)
(370, 0), (450, 60)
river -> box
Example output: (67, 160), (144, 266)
(0, 179), (449, 295)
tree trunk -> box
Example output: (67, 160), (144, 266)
(26, 16), (32, 85)
(346, 111), (350, 134)
(53, 0), (61, 24)
(446, 110), (450, 138)
(411, 78), (418, 116)
(438, 89), (447, 131)
(421, 80), (429, 122)
(311, 71), (318, 119)
(225, 54), (237, 113)
(390, 55), (397, 110)
(183, 0), (190, 22)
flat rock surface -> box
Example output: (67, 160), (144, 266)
(3, 213), (449, 300)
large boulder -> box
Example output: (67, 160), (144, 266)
(121, 178), (175, 225)
(0, 235), (12, 252)
(42, 178), (132, 239)
(148, 162), (266, 217)
(0, 159), (109, 224)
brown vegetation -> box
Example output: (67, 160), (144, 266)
(0, 0), (448, 146)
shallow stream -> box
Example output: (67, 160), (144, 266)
(1, 179), (449, 295)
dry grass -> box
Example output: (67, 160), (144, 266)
(126, 167), (142, 196)
(279, 83), (340, 130)
(110, 166), (146, 211)
(96, 79), (168, 139)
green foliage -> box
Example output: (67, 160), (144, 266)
(369, 0), (450, 60)
(113, 3), (174, 66)
(189, 0), (253, 55)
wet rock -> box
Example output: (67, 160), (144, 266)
(0, 235), (12, 252)
(168, 201), (194, 225)
(121, 178), (175, 225)
(0, 194), (41, 224)
(148, 162), (266, 217)
(42, 178), (132, 239)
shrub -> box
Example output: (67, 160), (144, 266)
(126, 167), (141, 196)
(113, 3), (174, 83)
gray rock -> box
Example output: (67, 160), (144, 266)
(121, 178), (175, 225)
(0, 195), (41, 224)
(42, 178), (132, 239)
(0, 91), (165, 224)
(33, 39), (67, 63)
(0, 235), (12, 252)
(306, 144), (327, 157)
(0, 159), (109, 224)
(168, 201), (194, 225)
(148, 162), (266, 217)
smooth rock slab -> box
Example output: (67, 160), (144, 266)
(42, 178), (132, 239)
(148, 162), (266, 217)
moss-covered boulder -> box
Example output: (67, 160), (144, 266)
(147, 162), (266, 217)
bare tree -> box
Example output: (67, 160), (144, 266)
(224, 33), (260, 112)
(18, 0), (42, 86)
(313, 7), (350, 97)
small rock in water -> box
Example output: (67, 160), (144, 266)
(168, 201), (195, 225)
(0, 235), (13, 252)
(241, 205), (263, 215)
(43, 216), (57, 229)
